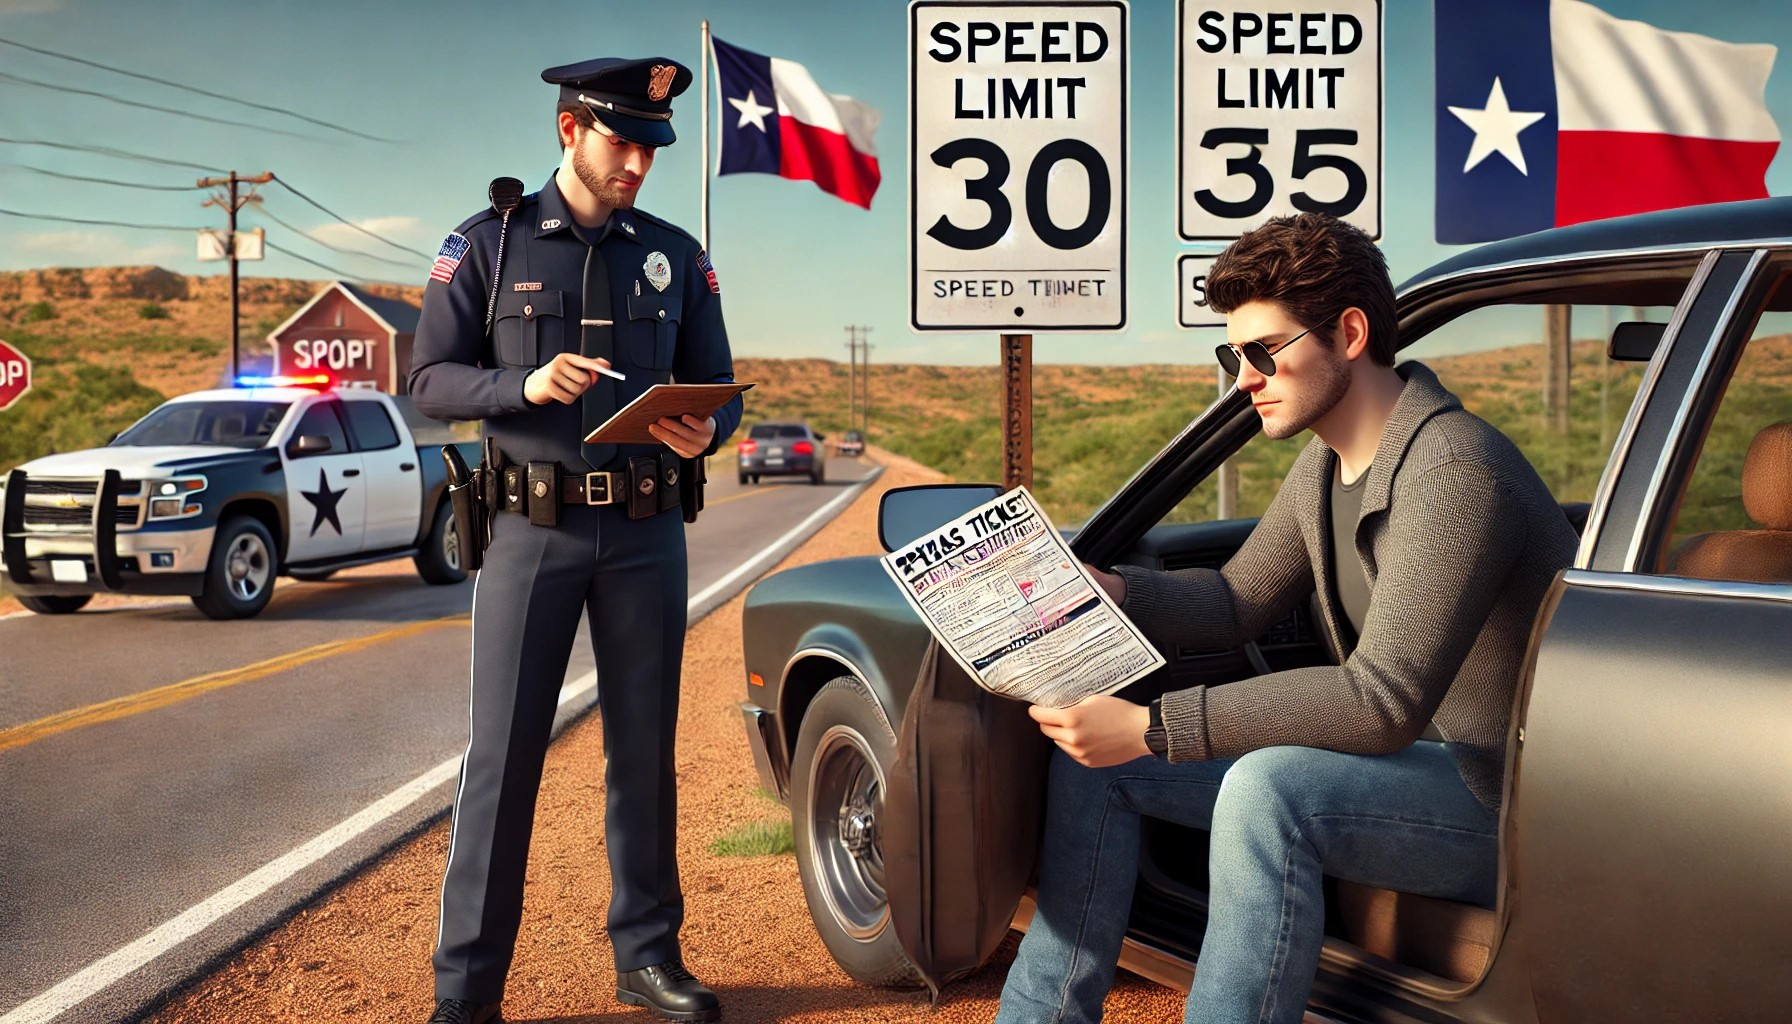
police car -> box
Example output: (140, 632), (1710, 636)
(1, 376), (480, 618)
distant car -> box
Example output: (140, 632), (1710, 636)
(738, 421), (826, 485)
(836, 430), (866, 457)
(736, 198), (1792, 1018)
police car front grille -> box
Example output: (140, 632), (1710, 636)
(19, 479), (143, 530)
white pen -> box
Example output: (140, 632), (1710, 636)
(594, 364), (627, 382)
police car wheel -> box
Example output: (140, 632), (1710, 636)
(18, 594), (91, 614)
(192, 516), (276, 620)
(790, 676), (924, 989)
(415, 501), (468, 586)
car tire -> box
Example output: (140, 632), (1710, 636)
(18, 594), (91, 614)
(810, 467), (824, 485)
(191, 516), (277, 620)
(414, 501), (469, 586)
(739, 473), (749, 486)
(790, 676), (925, 988)
(751, 474), (760, 484)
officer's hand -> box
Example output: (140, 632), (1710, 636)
(524, 353), (612, 405)
(648, 414), (716, 459)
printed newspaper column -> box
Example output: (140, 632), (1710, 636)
(881, 486), (1164, 707)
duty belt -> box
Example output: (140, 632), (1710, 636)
(560, 470), (624, 506)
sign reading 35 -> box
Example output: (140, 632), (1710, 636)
(1177, 0), (1382, 241)
(910, 1), (1129, 332)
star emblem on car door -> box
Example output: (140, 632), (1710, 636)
(301, 467), (348, 536)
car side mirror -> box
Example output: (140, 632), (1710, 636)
(879, 483), (1005, 553)
(291, 434), (333, 456)
(1609, 321), (1666, 362)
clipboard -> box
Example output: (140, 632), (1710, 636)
(581, 382), (756, 445)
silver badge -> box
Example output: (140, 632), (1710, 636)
(541, 218), (562, 230)
(643, 251), (672, 292)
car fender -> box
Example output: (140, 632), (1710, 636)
(776, 626), (902, 756)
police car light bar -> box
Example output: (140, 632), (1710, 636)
(236, 374), (333, 389)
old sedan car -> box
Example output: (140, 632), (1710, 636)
(737, 420), (827, 485)
(738, 198), (1792, 1021)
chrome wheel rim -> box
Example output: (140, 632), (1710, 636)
(807, 724), (890, 941)
(225, 532), (270, 602)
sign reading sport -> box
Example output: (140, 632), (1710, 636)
(911, 1), (1129, 332)
(1177, 0), (1381, 241)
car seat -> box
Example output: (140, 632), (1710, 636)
(1670, 421), (1792, 583)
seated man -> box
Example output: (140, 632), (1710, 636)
(995, 213), (1577, 1024)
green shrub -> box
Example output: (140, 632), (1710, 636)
(138, 302), (170, 320)
(20, 301), (55, 323)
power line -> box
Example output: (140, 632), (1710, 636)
(10, 164), (203, 191)
(0, 36), (389, 143)
(0, 206), (195, 231)
(265, 240), (373, 282)
(270, 175), (428, 259)
(0, 69), (316, 140)
(252, 204), (420, 270)
(0, 135), (221, 173)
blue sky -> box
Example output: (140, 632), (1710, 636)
(1, 0), (1788, 365)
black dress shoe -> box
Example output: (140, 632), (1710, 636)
(615, 960), (720, 1021)
(426, 997), (502, 1024)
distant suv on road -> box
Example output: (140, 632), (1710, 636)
(737, 421), (826, 485)
(836, 430), (866, 457)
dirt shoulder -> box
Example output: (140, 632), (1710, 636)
(144, 449), (1185, 1023)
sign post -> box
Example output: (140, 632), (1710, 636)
(912, 1), (1129, 488)
(1177, 0), (1382, 242)
(0, 339), (30, 411)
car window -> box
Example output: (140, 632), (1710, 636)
(113, 401), (289, 449)
(779, 425), (809, 438)
(341, 400), (401, 451)
(748, 424), (780, 439)
(1657, 270), (1792, 583)
(1166, 293), (1692, 525)
(288, 401), (349, 458)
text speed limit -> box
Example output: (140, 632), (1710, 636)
(911, 1), (1128, 331)
(1177, 0), (1382, 240)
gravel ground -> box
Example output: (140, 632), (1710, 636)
(142, 449), (1190, 1024)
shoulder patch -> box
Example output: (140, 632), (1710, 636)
(429, 233), (471, 284)
(696, 249), (719, 294)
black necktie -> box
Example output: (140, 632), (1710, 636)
(580, 244), (617, 470)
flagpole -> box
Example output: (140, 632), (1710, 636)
(700, 18), (711, 251)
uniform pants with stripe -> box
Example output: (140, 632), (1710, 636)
(433, 500), (688, 1002)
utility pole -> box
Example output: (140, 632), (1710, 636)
(859, 328), (873, 438)
(845, 325), (872, 437)
(199, 171), (272, 380)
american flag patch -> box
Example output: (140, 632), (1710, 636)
(430, 232), (470, 284)
(696, 249), (719, 294)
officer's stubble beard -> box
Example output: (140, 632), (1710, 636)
(1261, 335), (1352, 440)
(571, 128), (640, 210)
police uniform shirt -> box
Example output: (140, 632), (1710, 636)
(408, 176), (743, 471)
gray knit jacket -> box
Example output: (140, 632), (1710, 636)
(1114, 362), (1577, 811)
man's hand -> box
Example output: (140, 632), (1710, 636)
(524, 353), (613, 406)
(1085, 563), (1126, 604)
(1029, 695), (1152, 768)
(648, 414), (716, 459)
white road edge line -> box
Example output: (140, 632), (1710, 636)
(1, 466), (881, 1024)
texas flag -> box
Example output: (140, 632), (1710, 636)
(712, 37), (882, 209)
(1436, 0), (1779, 243)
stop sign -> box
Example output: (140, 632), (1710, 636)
(0, 338), (30, 411)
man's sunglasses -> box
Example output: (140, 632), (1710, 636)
(1215, 318), (1332, 377)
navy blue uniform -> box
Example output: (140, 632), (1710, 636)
(409, 174), (742, 1004)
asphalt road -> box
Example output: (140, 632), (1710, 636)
(0, 455), (879, 1024)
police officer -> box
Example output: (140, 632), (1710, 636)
(408, 56), (742, 1024)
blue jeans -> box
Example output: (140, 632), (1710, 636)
(994, 742), (1498, 1024)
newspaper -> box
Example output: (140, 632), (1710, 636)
(880, 486), (1165, 708)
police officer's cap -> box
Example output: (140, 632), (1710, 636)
(542, 57), (692, 147)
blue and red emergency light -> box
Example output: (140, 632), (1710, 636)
(234, 374), (333, 390)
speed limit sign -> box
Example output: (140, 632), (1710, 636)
(910, 1), (1128, 331)
(1177, 0), (1381, 240)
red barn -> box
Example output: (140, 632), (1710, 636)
(266, 282), (421, 393)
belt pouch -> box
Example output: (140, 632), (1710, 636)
(627, 455), (659, 521)
(656, 452), (680, 515)
(680, 455), (704, 524)
(526, 461), (561, 527)
(502, 465), (525, 515)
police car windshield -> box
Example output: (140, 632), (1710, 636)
(113, 400), (290, 449)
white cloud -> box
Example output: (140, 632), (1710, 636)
(306, 215), (421, 250)
(15, 230), (185, 265)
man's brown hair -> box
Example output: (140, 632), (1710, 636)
(555, 101), (596, 150)
(1204, 213), (1397, 366)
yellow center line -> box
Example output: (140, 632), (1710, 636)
(0, 614), (470, 755)
(703, 486), (781, 509)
